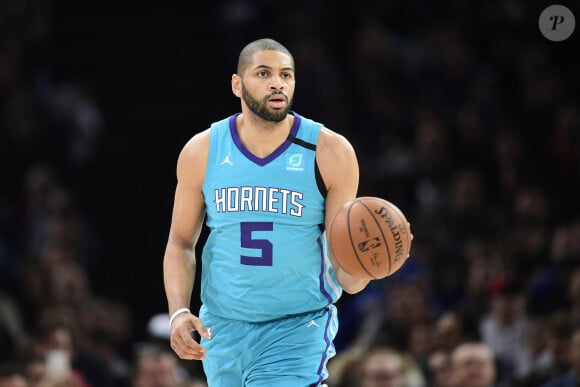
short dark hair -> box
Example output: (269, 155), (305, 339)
(237, 38), (294, 75)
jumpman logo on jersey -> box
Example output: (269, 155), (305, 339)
(220, 152), (234, 166)
(306, 320), (320, 328)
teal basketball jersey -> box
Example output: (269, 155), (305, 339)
(201, 112), (342, 322)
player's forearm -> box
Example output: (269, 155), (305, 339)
(163, 242), (196, 313)
(335, 266), (370, 294)
(328, 246), (370, 294)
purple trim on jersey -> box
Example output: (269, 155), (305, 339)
(317, 236), (334, 305)
(315, 237), (334, 385)
(228, 112), (302, 166)
(314, 308), (333, 386)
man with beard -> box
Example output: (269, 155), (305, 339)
(162, 38), (370, 386)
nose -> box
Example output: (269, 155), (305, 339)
(270, 75), (285, 90)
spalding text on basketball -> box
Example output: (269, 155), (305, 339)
(374, 206), (405, 261)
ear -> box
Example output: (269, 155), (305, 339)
(231, 74), (242, 98)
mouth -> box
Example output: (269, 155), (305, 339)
(267, 94), (287, 109)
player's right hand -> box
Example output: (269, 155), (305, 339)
(170, 313), (211, 360)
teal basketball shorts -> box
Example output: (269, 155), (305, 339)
(199, 304), (338, 387)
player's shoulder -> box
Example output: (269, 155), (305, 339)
(179, 128), (210, 165)
(184, 128), (210, 151)
(316, 126), (359, 192)
(317, 126), (356, 156)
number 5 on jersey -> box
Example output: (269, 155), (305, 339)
(240, 222), (273, 266)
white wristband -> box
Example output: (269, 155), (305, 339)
(169, 308), (191, 326)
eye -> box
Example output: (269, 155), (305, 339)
(258, 71), (269, 77)
(281, 73), (292, 80)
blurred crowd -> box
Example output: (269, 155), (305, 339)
(1, 1), (580, 386)
(0, 0), (207, 386)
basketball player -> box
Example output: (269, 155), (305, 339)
(162, 38), (370, 386)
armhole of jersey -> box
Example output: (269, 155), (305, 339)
(286, 131), (327, 198)
(315, 160), (327, 198)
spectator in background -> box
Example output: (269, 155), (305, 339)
(424, 349), (453, 387)
(351, 281), (431, 353)
(450, 342), (497, 387)
(21, 355), (45, 387)
(77, 298), (131, 386)
(27, 319), (119, 387)
(132, 345), (206, 387)
(542, 313), (577, 383)
(28, 322), (89, 387)
(479, 277), (530, 379)
(541, 325), (580, 387)
(356, 346), (425, 387)
(462, 237), (506, 321)
(0, 362), (27, 387)
(407, 322), (433, 371)
(516, 317), (555, 386)
(432, 311), (470, 353)
(507, 185), (552, 281)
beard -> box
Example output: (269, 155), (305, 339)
(241, 84), (292, 122)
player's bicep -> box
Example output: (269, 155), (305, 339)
(317, 129), (360, 227)
(168, 131), (209, 248)
(168, 182), (205, 248)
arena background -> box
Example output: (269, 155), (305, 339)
(1, 0), (579, 385)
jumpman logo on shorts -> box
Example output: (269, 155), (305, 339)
(220, 152), (234, 166)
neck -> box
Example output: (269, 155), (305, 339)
(239, 109), (293, 133)
(235, 111), (294, 158)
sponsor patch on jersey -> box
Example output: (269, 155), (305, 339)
(286, 153), (304, 171)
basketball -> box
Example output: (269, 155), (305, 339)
(327, 196), (413, 280)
